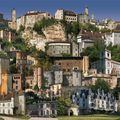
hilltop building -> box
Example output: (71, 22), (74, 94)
(8, 8), (17, 30)
(55, 9), (77, 22)
(91, 49), (120, 75)
(16, 11), (52, 30)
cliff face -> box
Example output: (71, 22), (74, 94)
(22, 23), (67, 51)
(43, 23), (67, 41)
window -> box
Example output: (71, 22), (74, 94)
(41, 110), (43, 116)
(8, 109), (10, 114)
(40, 104), (43, 108)
(16, 86), (18, 90)
(52, 110), (55, 114)
(16, 81), (18, 84)
(76, 73), (78, 78)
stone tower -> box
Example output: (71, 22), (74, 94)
(11, 8), (17, 30)
(91, 14), (95, 20)
(83, 56), (89, 76)
(84, 6), (89, 15)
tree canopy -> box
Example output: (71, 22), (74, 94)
(82, 39), (106, 62)
(33, 18), (57, 35)
(107, 44), (120, 62)
(90, 79), (110, 93)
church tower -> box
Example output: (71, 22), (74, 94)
(11, 8), (17, 30)
(84, 6), (89, 15)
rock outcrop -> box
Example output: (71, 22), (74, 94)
(43, 23), (67, 41)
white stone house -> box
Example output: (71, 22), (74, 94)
(72, 88), (117, 114)
(91, 49), (120, 75)
(0, 97), (14, 115)
(105, 31), (120, 46)
(0, 93), (26, 115)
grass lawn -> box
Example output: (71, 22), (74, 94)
(58, 114), (120, 120)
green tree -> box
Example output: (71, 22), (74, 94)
(34, 84), (39, 92)
(113, 85), (120, 100)
(80, 23), (99, 32)
(10, 64), (18, 73)
(82, 39), (106, 62)
(107, 44), (120, 62)
(100, 28), (111, 33)
(90, 79), (110, 93)
(41, 78), (48, 90)
(71, 22), (80, 36)
(57, 97), (72, 116)
(33, 18), (57, 35)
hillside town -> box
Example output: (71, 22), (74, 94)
(0, 6), (120, 119)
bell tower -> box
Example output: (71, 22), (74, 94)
(11, 8), (17, 30)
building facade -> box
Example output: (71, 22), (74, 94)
(16, 11), (51, 30)
(105, 31), (120, 46)
(27, 101), (57, 117)
(0, 93), (26, 115)
(0, 30), (16, 42)
(12, 74), (22, 92)
(46, 42), (71, 57)
(0, 57), (11, 95)
(55, 9), (77, 22)
(46, 41), (82, 57)
(91, 49), (120, 75)
(72, 88), (117, 114)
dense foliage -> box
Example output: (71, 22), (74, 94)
(107, 44), (120, 62)
(113, 85), (120, 100)
(60, 20), (80, 37)
(80, 23), (99, 32)
(82, 39), (106, 62)
(90, 79), (110, 93)
(57, 97), (72, 116)
(33, 18), (57, 34)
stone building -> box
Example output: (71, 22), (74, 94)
(27, 101), (57, 117)
(105, 30), (120, 46)
(78, 7), (96, 24)
(44, 68), (63, 86)
(46, 42), (71, 57)
(55, 9), (77, 22)
(33, 67), (43, 89)
(82, 71), (117, 89)
(25, 76), (34, 89)
(0, 92), (26, 115)
(0, 94), (14, 115)
(54, 56), (89, 76)
(91, 49), (120, 75)
(8, 8), (17, 30)
(16, 51), (27, 73)
(0, 56), (11, 95)
(72, 88), (117, 114)
(46, 41), (82, 57)
(12, 74), (22, 92)
(16, 11), (51, 30)
(63, 69), (82, 87)
(50, 83), (62, 97)
(0, 29), (16, 42)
